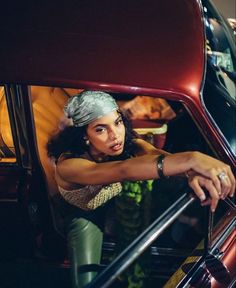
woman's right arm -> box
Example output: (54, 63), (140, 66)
(57, 151), (235, 196)
(56, 152), (235, 212)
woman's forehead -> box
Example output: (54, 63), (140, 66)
(88, 111), (120, 127)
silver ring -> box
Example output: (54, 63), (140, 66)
(217, 171), (228, 182)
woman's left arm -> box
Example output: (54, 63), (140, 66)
(135, 138), (235, 212)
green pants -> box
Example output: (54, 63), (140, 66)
(67, 217), (103, 288)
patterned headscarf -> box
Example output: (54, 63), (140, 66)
(64, 91), (118, 127)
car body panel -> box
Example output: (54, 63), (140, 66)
(0, 0), (204, 100)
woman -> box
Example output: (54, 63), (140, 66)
(47, 90), (235, 288)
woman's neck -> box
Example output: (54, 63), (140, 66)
(87, 149), (109, 163)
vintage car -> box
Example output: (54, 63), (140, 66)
(0, 0), (235, 287)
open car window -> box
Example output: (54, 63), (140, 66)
(28, 85), (234, 287)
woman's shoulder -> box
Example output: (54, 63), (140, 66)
(55, 152), (91, 189)
(57, 151), (88, 163)
(133, 138), (158, 155)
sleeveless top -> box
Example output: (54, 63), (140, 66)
(57, 152), (122, 211)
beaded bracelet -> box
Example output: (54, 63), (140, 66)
(156, 154), (169, 179)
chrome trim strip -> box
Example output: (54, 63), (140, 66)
(212, 220), (235, 252)
(224, 197), (236, 211)
(228, 277), (236, 288)
(210, 203), (236, 248)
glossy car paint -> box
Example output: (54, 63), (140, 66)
(0, 0), (205, 100)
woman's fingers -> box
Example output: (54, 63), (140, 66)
(217, 170), (231, 199)
(215, 166), (235, 199)
(190, 152), (235, 199)
(202, 177), (220, 212)
(188, 175), (219, 212)
(188, 177), (206, 202)
(209, 170), (222, 197)
(201, 198), (212, 207)
(225, 166), (236, 197)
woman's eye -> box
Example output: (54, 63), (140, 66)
(116, 119), (123, 126)
(95, 127), (106, 133)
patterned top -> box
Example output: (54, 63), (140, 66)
(58, 182), (122, 211)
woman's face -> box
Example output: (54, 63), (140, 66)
(86, 110), (125, 157)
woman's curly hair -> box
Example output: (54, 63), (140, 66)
(47, 111), (139, 162)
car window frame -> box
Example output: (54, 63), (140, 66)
(200, 0), (236, 159)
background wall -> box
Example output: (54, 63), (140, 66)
(212, 0), (235, 19)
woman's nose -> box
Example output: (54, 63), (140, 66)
(109, 128), (118, 140)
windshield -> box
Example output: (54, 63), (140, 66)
(201, 1), (236, 156)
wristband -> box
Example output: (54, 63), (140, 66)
(156, 154), (168, 179)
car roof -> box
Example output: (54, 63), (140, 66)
(0, 0), (205, 99)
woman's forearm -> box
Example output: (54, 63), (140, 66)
(121, 152), (192, 181)
(58, 151), (235, 201)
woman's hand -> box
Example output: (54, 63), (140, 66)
(187, 152), (235, 199)
(187, 173), (221, 212)
(162, 151), (235, 204)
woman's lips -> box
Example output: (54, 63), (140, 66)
(110, 141), (123, 151)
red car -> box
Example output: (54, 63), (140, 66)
(0, 0), (235, 287)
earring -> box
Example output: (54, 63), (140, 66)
(84, 137), (90, 146)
